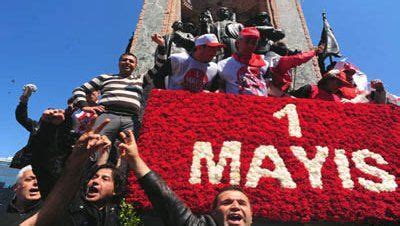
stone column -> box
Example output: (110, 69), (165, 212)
(128, 0), (179, 75)
(269, 0), (321, 89)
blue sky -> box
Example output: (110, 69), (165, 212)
(1, 1), (399, 157)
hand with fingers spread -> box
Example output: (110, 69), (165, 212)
(68, 118), (111, 167)
(95, 135), (112, 166)
(118, 130), (139, 160)
(118, 130), (150, 178)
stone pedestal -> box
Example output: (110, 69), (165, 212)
(128, 0), (320, 88)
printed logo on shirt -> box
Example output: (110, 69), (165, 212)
(236, 66), (268, 96)
(182, 68), (208, 92)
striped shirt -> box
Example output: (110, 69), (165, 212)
(72, 47), (166, 115)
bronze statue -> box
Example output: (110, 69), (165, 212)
(162, 21), (195, 57)
(245, 12), (286, 54)
(198, 8), (214, 35)
(212, 7), (243, 61)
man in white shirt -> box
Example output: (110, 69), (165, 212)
(156, 34), (225, 92)
(218, 27), (270, 96)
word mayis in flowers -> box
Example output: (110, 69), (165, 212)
(128, 90), (399, 223)
(189, 104), (397, 193)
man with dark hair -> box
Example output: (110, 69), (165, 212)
(71, 34), (166, 162)
(65, 162), (126, 225)
(119, 130), (253, 226)
(21, 119), (128, 226)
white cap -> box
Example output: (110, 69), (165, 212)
(195, 34), (225, 48)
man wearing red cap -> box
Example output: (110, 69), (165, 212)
(155, 33), (225, 92)
(217, 27), (270, 96)
(291, 69), (353, 102)
(337, 63), (363, 100)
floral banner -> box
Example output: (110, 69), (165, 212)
(127, 90), (400, 223)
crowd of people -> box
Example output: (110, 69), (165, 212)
(2, 6), (398, 226)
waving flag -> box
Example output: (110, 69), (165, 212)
(319, 12), (341, 59)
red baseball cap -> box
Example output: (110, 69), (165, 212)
(239, 27), (260, 39)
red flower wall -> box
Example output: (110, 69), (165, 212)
(126, 90), (400, 223)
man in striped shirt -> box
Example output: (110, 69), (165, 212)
(72, 34), (166, 154)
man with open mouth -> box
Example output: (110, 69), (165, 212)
(1, 165), (42, 225)
(122, 130), (254, 226)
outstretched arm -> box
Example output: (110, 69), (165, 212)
(71, 75), (106, 114)
(21, 119), (111, 226)
(15, 98), (38, 133)
(275, 45), (324, 73)
(119, 131), (208, 226)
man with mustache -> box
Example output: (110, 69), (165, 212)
(121, 130), (253, 226)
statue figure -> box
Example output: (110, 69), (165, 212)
(212, 7), (243, 61)
(162, 20), (195, 57)
(153, 21), (195, 89)
(245, 12), (286, 54)
(198, 8), (214, 35)
(183, 22), (197, 37)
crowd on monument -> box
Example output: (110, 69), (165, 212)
(2, 6), (398, 226)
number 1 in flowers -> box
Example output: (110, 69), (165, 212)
(273, 104), (302, 138)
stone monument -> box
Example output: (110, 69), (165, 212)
(127, 0), (321, 90)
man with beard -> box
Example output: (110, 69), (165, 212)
(120, 130), (254, 226)
(1, 165), (41, 225)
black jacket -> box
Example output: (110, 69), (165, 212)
(65, 194), (120, 226)
(139, 171), (217, 226)
(0, 198), (41, 226)
(10, 102), (40, 169)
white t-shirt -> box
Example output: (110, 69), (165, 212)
(168, 52), (218, 92)
(218, 56), (269, 96)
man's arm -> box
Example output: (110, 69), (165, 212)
(144, 34), (169, 84)
(274, 45), (324, 73)
(15, 98), (38, 133)
(72, 75), (106, 113)
(119, 131), (208, 226)
(21, 119), (111, 226)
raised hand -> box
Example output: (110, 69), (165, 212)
(118, 130), (138, 160)
(72, 118), (111, 156)
(118, 130), (150, 178)
(151, 33), (165, 47)
(315, 44), (325, 55)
